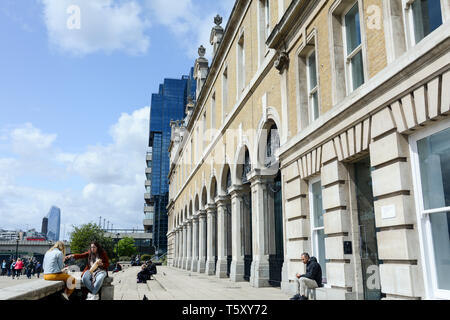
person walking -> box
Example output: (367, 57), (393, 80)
(43, 241), (75, 300)
(26, 258), (33, 279)
(35, 261), (42, 278)
(1, 260), (6, 276)
(67, 242), (110, 300)
(14, 258), (24, 279)
(8, 259), (14, 278)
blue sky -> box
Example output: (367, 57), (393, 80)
(0, 0), (233, 238)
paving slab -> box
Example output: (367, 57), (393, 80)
(111, 266), (291, 300)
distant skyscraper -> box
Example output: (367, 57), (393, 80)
(146, 68), (196, 255)
(46, 206), (61, 241)
(41, 217), (48, 238)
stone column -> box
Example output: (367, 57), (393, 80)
(176, 228), (181, 268)
(198, 210), (207, 273)
(321, 160), (354, 298)
(173, 229), (177, 268)
(229, 185), (245, 282)
(215, 196), (229, 278)
(191, 215), (199, 272)
(248, 171), (271, 288)
(185, 220), (192, 270)
(205, 204), (217, 275)
(369, 115), (423, 299)
(182, 223), (187, 270)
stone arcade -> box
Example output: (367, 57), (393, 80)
(167, 0), (450, 300)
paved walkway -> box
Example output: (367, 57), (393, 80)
(112, 266), (291, 300)
(0, 274), (41, 289)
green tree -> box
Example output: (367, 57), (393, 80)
(69, 223), (114, 260)
(115, 237), (137, 257)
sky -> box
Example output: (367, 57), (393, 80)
(0, 0), (234, 239)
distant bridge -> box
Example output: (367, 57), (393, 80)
(0, 240), (71, 258)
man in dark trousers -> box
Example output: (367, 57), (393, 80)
(290, 252), (322, 300)
(147, 260), (157, 279)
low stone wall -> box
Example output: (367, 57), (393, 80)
(0, 272), (114, 300)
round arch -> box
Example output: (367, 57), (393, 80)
(254, 107), (283, 170)
(218, 163), (232, 196)
(233, 143), (253, 185)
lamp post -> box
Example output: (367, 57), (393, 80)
(15, 234), (20, 260)
(116, 233), (120, 260)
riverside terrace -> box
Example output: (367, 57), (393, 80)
(0, 265), (292, 300)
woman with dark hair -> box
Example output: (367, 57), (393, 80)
(67, 242), (109, 300)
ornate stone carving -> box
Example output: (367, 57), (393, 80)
(214, 14), (223, 26)
(198, 45), (206, 58)
(274, 51), (289, 73)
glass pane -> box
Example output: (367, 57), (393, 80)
(345, 3), (361, 54)
(417, 127), (450, 210)
(412, 0), (443, 43)
(351, 50), (365, 90)
(312, 181), (324, 228)
(311, 91), (319, 121)
(430, 211), (450, 290)
(316, 229), (327, 282)
(308, 52), (317, 90)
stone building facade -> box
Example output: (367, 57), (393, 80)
(167, 0), (450, 300)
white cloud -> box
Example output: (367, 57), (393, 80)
(10, 122), (57, 155)
(146, 0), (235, 59)
(0, 106), (150, 236)
(42, 0), (151, 55)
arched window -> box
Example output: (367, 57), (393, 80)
(226, 169), (232, 191)
(242, 150), (251, 184)
(265, 124), (280, 168)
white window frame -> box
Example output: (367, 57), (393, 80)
(257, 0), (271, 66)
(265, 0), (271, 40)
(295, 29), (319, 131)
(342, 1), (366, 95)
(236, 32), (246, 97)
(410, 117), (450, 300)
(203, 111), (207, 151)
(222, 66), (228, 121)
(402, 0), (449, 48)
(306, 48), (319, 123)
(196, 126), (200, 165)
(309, 176), (327, 285)
(211, 92), (216, 130)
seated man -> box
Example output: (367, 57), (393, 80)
(137, 263), (150, 283)
(291, 252), (322, 301)
(146, 260), (157, 280)
(112, 262), (122, 274)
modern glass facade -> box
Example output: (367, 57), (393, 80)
(46, 206), (61, 241)
(149, 68), (196, 255)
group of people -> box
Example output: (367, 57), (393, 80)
(130, 255), (141, 266)
(1, 257), (42, 279)
(42, 241), (110, 300)
(136, 260), (157, 283)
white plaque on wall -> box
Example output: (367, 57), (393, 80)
(381, 205), (396, 220)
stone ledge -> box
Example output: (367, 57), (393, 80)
(1, 272), (114, 300)
(0, 280), (65, 300)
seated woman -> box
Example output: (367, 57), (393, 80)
(67, 242), (109, 300)
(137, 263), (148, 283)
(43, 241), (75, 300)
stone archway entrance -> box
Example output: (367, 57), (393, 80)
(264, 123), (284, 287)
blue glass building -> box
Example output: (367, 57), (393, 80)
(148, 68), (196, 255)
(46, 206), (61, 241)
